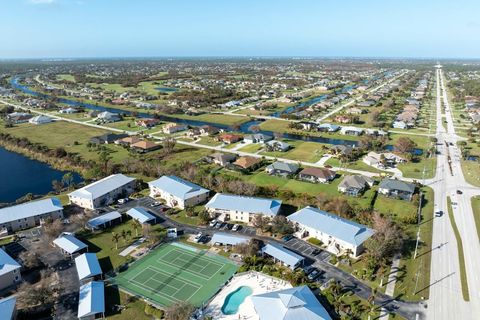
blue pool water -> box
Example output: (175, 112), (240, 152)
(221, 286), (253, 315)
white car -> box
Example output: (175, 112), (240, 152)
(194, 232), (203, 243)
(117, 198), (129, 204)
(209, 219), (217, 227)
(232, 224), (240, 231)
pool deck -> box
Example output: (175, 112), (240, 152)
(205, 271), (292, 319)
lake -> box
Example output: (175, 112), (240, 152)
(0, 147), (82, 203)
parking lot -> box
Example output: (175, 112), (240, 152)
(283, 237), (331, 263)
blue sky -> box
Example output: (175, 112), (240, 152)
(1, 0), (479, 59)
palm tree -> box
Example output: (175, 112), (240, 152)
(132, 219), (142, 237)
(121, 230), (128, 244)
(112, 233), (120, 250)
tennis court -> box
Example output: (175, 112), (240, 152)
(113, 242), (238, 307)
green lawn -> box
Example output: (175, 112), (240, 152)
(106, 285), (150, 320)
(393, 187), (434, 301)
(259, 119), (293, 132)
(80, 220), (165, 272)
(446, 196), (469, 301)
(239, 143), (263, 153)
(325, 158), (384, 174)
(197, 136), (222, 147)
(397, 157), (436, 180)
(389, 133), (433, 151)
(170, 113), (248, 126)
(374, 195), (417, 222)
(56, 74), (76, 82)
(461, 160), (480, 187)
(472, 196), (480, 243)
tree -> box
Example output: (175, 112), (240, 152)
(164, 301), (195, 320)
(52, 179), (63, 193)
(19, 250), (42, 269)
(162, 138), (177, 156)
(394, 137), (416, 154)
(132, 219), (142, 237)
(43, 218), (63, 240)
(98, 148), (113, 175)
(324, 197), (353, 218)
(252, 214), (269, 232)
(61, 172), (74, 190)
(198, 210), (211, 224)
(112, 232), (121, 250)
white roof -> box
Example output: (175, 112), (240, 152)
(211, 233), (249, 246)
(148, 175), (209, 200)
(0, 296), (16, 320)
(53, 234), (88, 254)
(78, 281), (105, 318)
(87, 211), (122, 229)
(0, 197), (63, 225)
(206, 193), (282, 216)
(262, 243), (304, 269)
(75, 253), (102, 281)
(0, 248), (21, 276)
(251, 285), (331, 320)
(126, 207), (156, 224)
(69, 174), (135, 201)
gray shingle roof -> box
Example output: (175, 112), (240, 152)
(266, 161), (299, 174)
(379, 178), (415, 193)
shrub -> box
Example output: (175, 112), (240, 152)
(144, 304), (164, 319)
(307, 238), (323, 247)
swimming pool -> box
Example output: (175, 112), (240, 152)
(221, 286), (253, 315)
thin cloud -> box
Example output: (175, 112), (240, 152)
(29, 0), (56, 4)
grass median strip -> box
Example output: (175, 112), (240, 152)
(447, 196), (470, 301)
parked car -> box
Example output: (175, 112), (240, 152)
(150, 201), (161, 207)
(209, 219), (217, 227)
(303, 265), (315, 275)
(282, 234), (294, 242)
(435, 211), (443, 217)
(117, 198), (129, 204)
(194, 232), (203, 243)
(232, 224), (241, 231)
(216, 222), (225, 229)
(311, 248), (320, 256)
(456, 190), (463, 195)
(307, 269), (322, 281)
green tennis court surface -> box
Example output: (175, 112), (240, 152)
(113, 242), (238, 307)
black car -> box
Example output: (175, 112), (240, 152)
(311, 248), (320, 256)
(307, 268), (322, 281)
(456, 190), (463, 195)
(435, 211), (443, 217)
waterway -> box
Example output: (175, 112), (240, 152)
(0, 147), (82, 203)
(11, 76), (422, 153)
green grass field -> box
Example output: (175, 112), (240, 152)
(113, 243), (238, 307)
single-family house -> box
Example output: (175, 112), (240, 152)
(287, 206), (375, 257)
(130, 140), (161, 153)
(206, 193), (282, 224)
(115, 136), (141, 146)
(0, 249), (21, 291)
(59, 107), (78, 114)
(148, 175), (210, 209)
(0, 197), (64, 233)
(251, 286), (332, 320)
(363, 151), (405, 169)
(199, 125), (220, 136)
(218, 133), (243, 144)
(208, 152), (237, 166)
(6, 112), (32, 123)
(340, 126), (364, 136)
(96, 111), (121, 123)
(338, 175), (374, 196)
(298, 167), (336, 184)
(28, 115), (53, 125)
(163, 123), (188, 134)
(244, 133), (273, 144)
(68, 174), (136, 209)
(265, 140), (291, 152)
(378, 178), (416, 201)
(317, 123), (340, 132)
(233, 156), (262, 171)
(90, 133), (128, 145)
(136, 118), (160, 128)
(265, 161), (299, 177)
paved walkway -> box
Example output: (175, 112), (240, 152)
(119, 237), (145, 256)
(385, 254), (401, 297)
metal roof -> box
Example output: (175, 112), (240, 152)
(53, 234), (88, 254)
(126, 207), (156, 224)
(148, 175), (209, 200)
(69, 174), (135, 201)
(251, 285), (331, 320)
(206, 193), (282, 217)
(0, 248), (21, 277)
(87, 211), (122, 229)
(0, 296), (16, 320)
(211, 232), (249, 246)
(78, 281), (105, 318)
(287, 206), (374, 247)
(262, 243), (304, 269)
(75, 253), (102, 281)
(0, 197), (63, 225)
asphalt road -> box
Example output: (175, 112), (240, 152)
(119, 196), (425, 319)
(424, 67), (480, 320)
